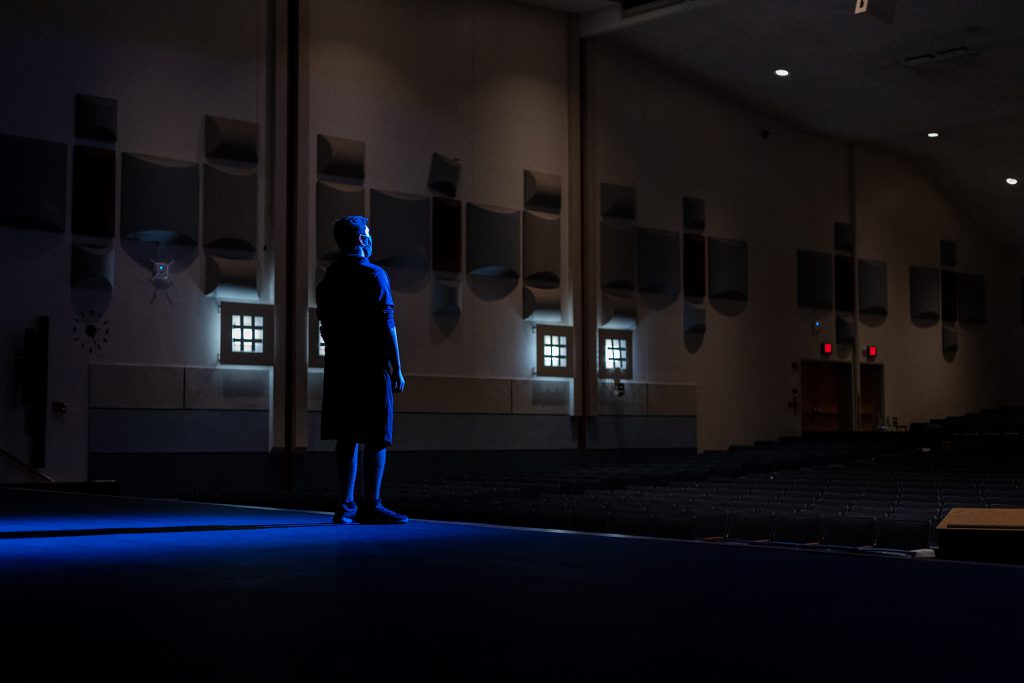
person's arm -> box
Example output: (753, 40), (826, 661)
(386, 326), (405, 393)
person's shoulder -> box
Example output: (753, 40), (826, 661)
(360, 259), (391, 283)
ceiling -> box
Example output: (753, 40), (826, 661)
(519, 0), (1024, 247)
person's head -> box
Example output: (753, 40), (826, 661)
(333, 215), (372, 257)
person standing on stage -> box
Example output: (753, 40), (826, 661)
(316, 215), (408, 524)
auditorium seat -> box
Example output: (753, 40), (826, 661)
(769, 513), (823, 545)
(866, 518), (934, 557)
(820, 516), (876, 549)
(722, 511), (773, 542)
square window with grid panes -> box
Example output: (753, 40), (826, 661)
(220, 302), (274, 366)
(536, 325), (572, 377)
(598, 329), (633, 379)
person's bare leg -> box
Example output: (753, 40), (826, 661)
(333, 441), (359, 523)
(361, 444), (407, 523)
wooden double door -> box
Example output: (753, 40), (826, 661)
(801, 361), (884, 433)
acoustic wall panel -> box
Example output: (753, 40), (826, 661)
(858, 259), (888, 316)
(204, 115), (258, 164)
(432, 279), (462, 320)
(523, 286), (562, 323)
(600, 183), (635, 220)
(600, 294), (637, 329)
(636, 227), (680, 299)
(370, 189), (431, 291)
(834, 222), (854, 253)
(432, 197), (461, 280)
(524, 170), (561, 213)
(797, 250), (833, 310)
(941, 240), (957, 268)
(909, 266), (940, 321)
(836, 314), (855, 344)
(683, 196), (705, 231)
(121, 153), (198, 245)
(941, 269), (958, 323)
(523, 211), (560, 288)
(707, 238), (747, 301)
(0, 134), (67, 232)
(600, 222), (636, 296)
(942, 324), (958, 353)
(203, 254), (259, 299)
(428, 153), (460, 198)
(465, 203), (520, 279)
(683, 233), (706, 299)
(203, 164), (258, 256)
(958, 273), (986, 325)
(316, 181), (363, 263)
(835, 255), (855, 313)
(683, 301), (705, 334)
(317, 134), (364, 181)
(75, 94), (117, 142)
(72, 146), (115, 239)
(71, 243), (114, 289)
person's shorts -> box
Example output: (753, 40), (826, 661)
(320, 370), (393, 447)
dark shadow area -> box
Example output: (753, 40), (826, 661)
(467, 273), (518, 301)
(860, 312), (887, 328)
(684, 331), (705, 353)
(709, 296), (746, 316)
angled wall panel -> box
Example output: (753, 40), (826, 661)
(858, 259), (888, 316)
(683, 196), (705, 231)
(317, 134), (364, 181)
(432, 197), (462, 280)
(909, 266), (940, 322)
(636, 227), (680, 299)
(600, 222), (635, 296)
(466, 203), (520, 279)
(600, 294), (637, 329)
(370, 189), (431, 290)
(683, 233), (706, 299)
(600, 183), (635, 220)
(834, 222), (854, 253)
(942, 324), (958, 353)
(797, 250), (833, 310)
(524, 170), (561, 213)
(523, 211), (560, 288)
(71, 243), (114, 289)
(316, 181), (364, 263)
(432, 279), (462, 320)
(75, 93), (117, 142)
(523, 285), (562, 323)
(941, 269), (959, 323)
(203, 164), (258, 256)
(835, 255), (855, 313)
(203, 254), (259, 299)
(683, 301), (705, 334)
(121, 153), (199, 245)
(708, 237), (747, 301)
(0, 134), (67, 232)
(836, 314), (855, 344)
(958, 273), (986, 325)
(428, 153), (461, 198)
(204, 115), (259, 164)
(72, 145), (115, 239)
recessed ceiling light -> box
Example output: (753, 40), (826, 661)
(774, 69), (790, 77)
(927, 132), (939, 138)
(1008, 178), (1019, 185)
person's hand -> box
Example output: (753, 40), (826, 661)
(393, 370), (406, 393)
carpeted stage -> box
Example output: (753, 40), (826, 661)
(2, 487), (1022, 681)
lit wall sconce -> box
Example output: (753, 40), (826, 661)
(598, 329), (633, 380)
(220, 302), (273, 366)
(535, 324), (573, 378)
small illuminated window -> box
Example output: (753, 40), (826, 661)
(220, 302), (273, 366)
(536, 325), (572, 378)
(308, 308), (325, 368)
(598, 329), (633, 379)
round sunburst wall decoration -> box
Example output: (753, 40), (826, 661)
(72, 310), (110, 354)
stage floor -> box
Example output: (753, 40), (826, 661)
(2, 487), (1022, 681)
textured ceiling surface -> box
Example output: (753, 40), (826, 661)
(519, 0), (1024, 246)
